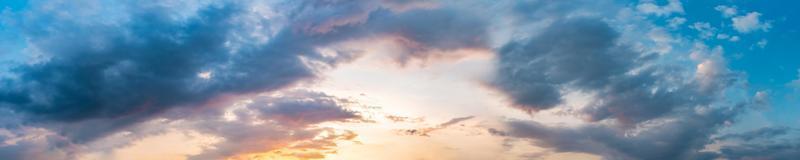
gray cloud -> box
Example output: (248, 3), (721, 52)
(487, 1), (757, 159)
(716, 140), (800, 160)
(498, 104), (745, 160)
(1, 2), (314, 142)
(0, 0), (488, 144)
(717, 126), (791, 141)
(400, 116), (474, 136)
(185, 90), (362, 160)
(50, 90), (362, 160)
(710, 126), (800, 159)
(491, 18), (647, 113)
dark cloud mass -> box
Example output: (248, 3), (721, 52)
(492, 18), (641, 111)
(488, 1), (764, 159)
(0, 0), (792, 160)
(0, 0), (487, 144)
(712, 127), (800, 160)
(1, 2), (316, 141)
(501, 104), (745, 160)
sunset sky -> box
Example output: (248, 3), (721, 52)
(1, 0), (799, 160)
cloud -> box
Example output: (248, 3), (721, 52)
(0, 89), (363, 160)
(0, 1), (320, 142)
(714, 5), (738, 17)
(732, 12), (771, 33)
(491, 18), (642, 112)
(250, 90), (361, 127)
(757, 39), (769, 48)
(636, 0), (684, 16)
(0, 0), (487, 144)
(497, 104), (745, 160)
(0, 108), (74, 159)
(716, 140), (800, 160)
(400, 116), (474, 136)
(712, 127), (800, 160)
(487, 2), (757, 159)
(789, 69), (800, 89)
(752, 91), (770, 109)
(184, 90), (363, 160)
(0, 1), (790, 160)
(716, 126), (791, 141)
(667, 17), (686, 28)
(690, 22), (717, 39)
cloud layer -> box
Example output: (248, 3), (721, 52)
(0, 0), (487, 143)
(0, 0), (792, 159)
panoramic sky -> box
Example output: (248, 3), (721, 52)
(0, 0), (798, 160)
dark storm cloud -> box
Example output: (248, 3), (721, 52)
(0, 0), (488, 143)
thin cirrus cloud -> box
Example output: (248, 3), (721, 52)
(0, 0), (797, 160)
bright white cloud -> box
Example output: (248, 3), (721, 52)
(732, 12), (771, 33)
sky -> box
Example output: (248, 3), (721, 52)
(0, 0), (798, 160)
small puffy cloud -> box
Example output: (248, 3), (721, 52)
(668, 17), (686, 28)
(732, 12), (771, 33)
(756, 39), (769, 48)
(714, 5), (738, 17)
(691, 44), (734, 92)
(636, 0), (684, 16)
(753, 91), (770, 109)
(729, 36), (740, 42)
(716, 33), (739, 42)
(690, 22), (717, 39)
